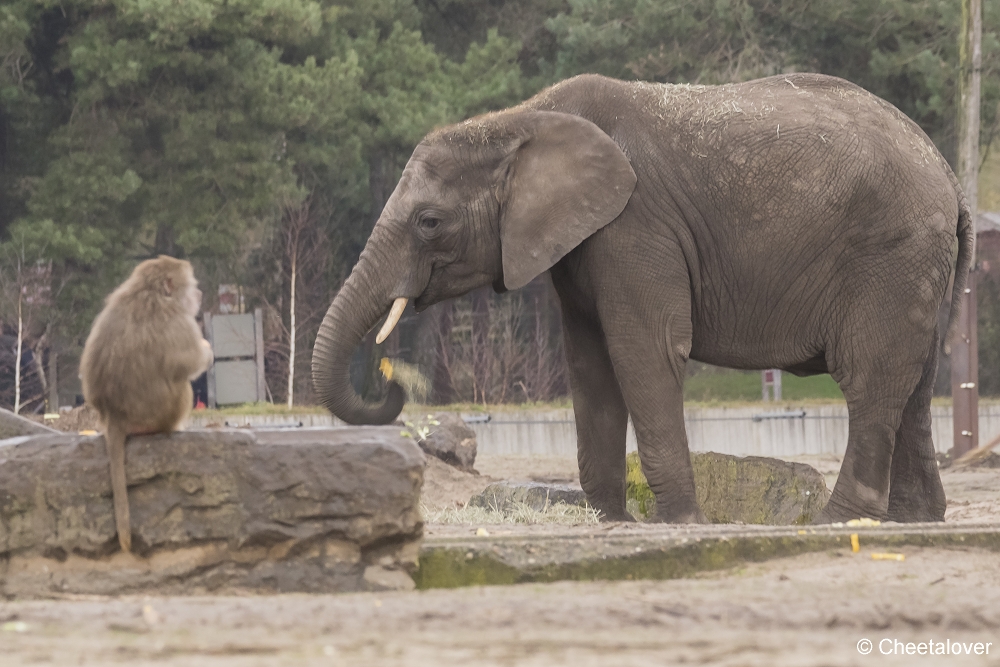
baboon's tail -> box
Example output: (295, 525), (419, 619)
(104, 422), (133, 553)
(944, 180), (976, 354)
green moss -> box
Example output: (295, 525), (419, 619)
(416, 531), (1000, 589)
(626, 452), (655, 519)
(414, 549), (523, 588)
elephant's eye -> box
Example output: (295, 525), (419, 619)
(419, 216), (442, 230)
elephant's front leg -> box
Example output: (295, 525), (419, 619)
(558, 295), (632, 521)
(603, 303), (706, 524)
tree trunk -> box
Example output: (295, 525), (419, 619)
(952, 0), (982, 455)
(13, 292), (22, 414)
(154, 224), (178, 257)
(471, 288), (491, 404)
(369, 151), (397, 225)
(287, 231), (297, 409)
(47, 349), (58, 412)
(431, 302), (455, 404)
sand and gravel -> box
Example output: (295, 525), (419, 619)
(2, 454), (997, 666)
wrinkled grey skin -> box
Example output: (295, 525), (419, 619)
(313, 73), (973, 524)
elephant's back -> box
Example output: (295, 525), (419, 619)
(528, 73), (948, 179)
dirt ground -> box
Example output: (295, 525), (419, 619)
(425, 452), (1000, 524)
(2, 453), (997, 666)
(3, 546), (998, 666)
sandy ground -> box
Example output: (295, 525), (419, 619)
(2, 453), (996, 665)
(2, 546), (998, 666)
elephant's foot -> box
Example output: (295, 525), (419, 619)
(588, 495), (635, 522)
(886, 492), (946, 523)
(814, 498), (885, 525)
(597, 509), (635, 522)
(650, 501), (708, 524)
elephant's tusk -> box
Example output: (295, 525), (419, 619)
(375, 298), (407, 344)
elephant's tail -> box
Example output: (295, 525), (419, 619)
(943, 183), (975, 355)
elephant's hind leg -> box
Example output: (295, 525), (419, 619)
(887, 329), (946, 522)
(557, 290), (632, 522)
(820, 312), (936, 523)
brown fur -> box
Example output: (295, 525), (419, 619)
(80, 256), (213, 552)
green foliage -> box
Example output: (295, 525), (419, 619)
(547, 0), (783, 84)
(0, 0), (525, 354)
(1, 0), (997, 402)
(545, 0), (1000, 154)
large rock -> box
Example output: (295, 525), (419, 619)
(627, 452), (830, 524)
(0, 427), (425, 596)
(469, 482), (587, 512)
(0, 407), (58, 439)
(410, 412), (477, 473)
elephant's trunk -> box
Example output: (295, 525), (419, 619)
(312, 251), (405, 425)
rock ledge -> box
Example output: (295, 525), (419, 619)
(0, 427), (424, 596)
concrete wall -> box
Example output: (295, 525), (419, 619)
(190, 404), (1000, 459)
(452, 404), (1000, 458)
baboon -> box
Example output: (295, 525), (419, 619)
(81, 256), (213, 552)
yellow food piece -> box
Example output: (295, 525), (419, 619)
(871, 553), (905, 561)
(79, 430), (98, 436)
(379, 357), (393, 381)
(850, 533), (860, 552)
(846, 518), (881, 527)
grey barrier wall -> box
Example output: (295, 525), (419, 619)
(190, 404), (1000, 458)
(470, 405), (1000, 457)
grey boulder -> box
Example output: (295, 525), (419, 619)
(469, 482), (587, 512)
(627, 451), (829, 524)
(0, 427), (425, 596)
(413, 413), (477, 473)
(692, 453), (831, 524)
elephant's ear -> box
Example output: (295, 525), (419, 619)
(499, 111), (636, 290)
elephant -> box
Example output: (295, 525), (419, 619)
(312, 73), (973, 524)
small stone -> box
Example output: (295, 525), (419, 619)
(142, 605), (160, 626)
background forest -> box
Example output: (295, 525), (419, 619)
(3, 0), (1000, 412)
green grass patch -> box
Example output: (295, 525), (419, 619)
(405, 399), (574, 413)
(683, 370), (843, 403)
(193, 402), (328, 419)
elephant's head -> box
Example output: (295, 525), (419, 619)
(312, 110), (636, 424)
